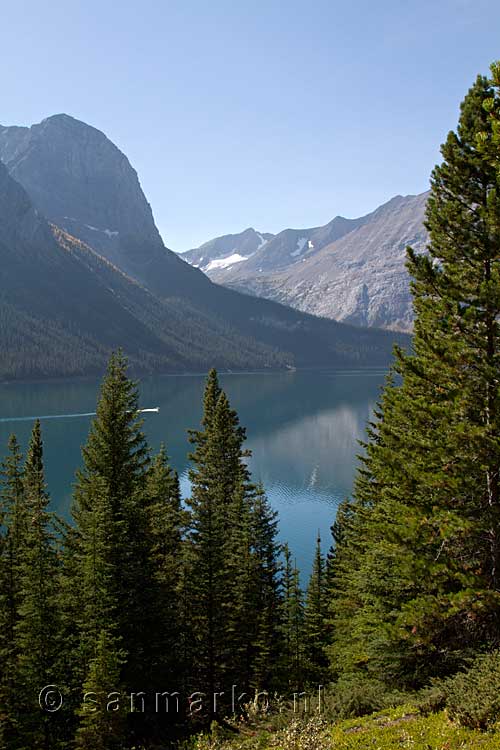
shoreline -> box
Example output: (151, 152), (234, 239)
(0, 363), (390, 388)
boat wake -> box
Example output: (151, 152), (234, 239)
(0, 407), (160, 424)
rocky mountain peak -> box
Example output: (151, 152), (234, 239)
(182, 226), (274, 271)
(201, 191), (429, 332)
(0, 114), (163, 268)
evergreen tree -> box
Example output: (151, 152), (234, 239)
(75, 474), (121, 674)
(75, 629), (127, 750)
(325, 498), (358, 680)
(56, 517), (88, 745)
(281, 544), (304, 690)
(303, 534), (329, 685)
(329, 72), (500, 688)
(223, 480), (258, 693)
(145, 445), (186, 695)
(186, 370), (255, 709)
(15, 421), (61, 749)
(76, 350), (150, 511)
(72, 352), (154, 706)
(0, 435), (26, 746)
(248, 487), (282, 692)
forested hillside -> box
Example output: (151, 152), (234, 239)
(0, 162), (289, 378)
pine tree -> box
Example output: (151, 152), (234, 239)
(145, 445), (186, 695)
(325, 498), (359, 680)
(76, 474), (121, 673)
(15, 421), (61, 749)
(186, 370), (255, 710)
(76, 350), (150, 511)
(72, 352), (154, 703)
(0, 436), (25, 656)
(75, 629), (127, 750)
(0, 435), (27, 745)
(248, 487), (282, 692)
(281, 544), (304, 690)
(222, 480), (258, 693)
(303, 534), (329, 685)
(329, 72), (500, 688)
(56, 516), (88, 745)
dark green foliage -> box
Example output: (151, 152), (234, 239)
(247, 487), (282, 691)
(76, 350), (150, 508)
(0, 353), (317, 745)
(443, 651), (500, 729)
(303, 534), (330, 685)
(75, 629), (127, 750)
(185, 371), (238, 699)
(185, 370), (283, 705)
(328, 71), (500, 691)
(14, 421), (62, 749)
(0, 435), (26, 745)
(72, 352), (155, 701)
(222, 484), (282, 695)
(328, 675), (395, 719)
(0, 436), (25, 656)
(281, 544), (304, 690)
(145, 444), (186, 693)
(418, 650), (500, 729)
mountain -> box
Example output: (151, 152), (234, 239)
(0, 115), (409, 379)
(0, 160), (293, 379)
(182, 228), (274, 272)
(196, 193), (429, 331)
(182, 215), (370, 275)
(0, 114), (202, 300)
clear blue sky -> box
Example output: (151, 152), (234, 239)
(2, 0), (500, 250)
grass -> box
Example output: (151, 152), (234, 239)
(189, 705), (500, 749)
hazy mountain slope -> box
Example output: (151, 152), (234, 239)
(0, 114), (202, 300)
(0, 161), (289, 379)
(210, 193), (428, 331)
(0, 114), (410, 371)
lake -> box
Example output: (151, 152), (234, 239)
(0, 369), (386, 577)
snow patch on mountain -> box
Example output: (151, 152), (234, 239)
(256, 233), (268, 250)
(83, 223), (119, 237)
(291, 237), (308, 258)
(206, 253), (248, 271)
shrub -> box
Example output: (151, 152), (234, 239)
(417, 679), (448, 715)
(327, 675), (408, 719)
(444, 650), (500, 730)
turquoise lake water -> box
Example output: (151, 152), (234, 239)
(0, 369), (386, 576)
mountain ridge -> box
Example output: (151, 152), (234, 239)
(187, 192), (429, 331)
(0, 159), (293, 379)
(0, 114), (409, 378)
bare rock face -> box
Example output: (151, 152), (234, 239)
(0, 114), (208, 298)
(205, 193), (429, 331)
(0, 160), (53, 252)
(0, 115), (160, 251)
